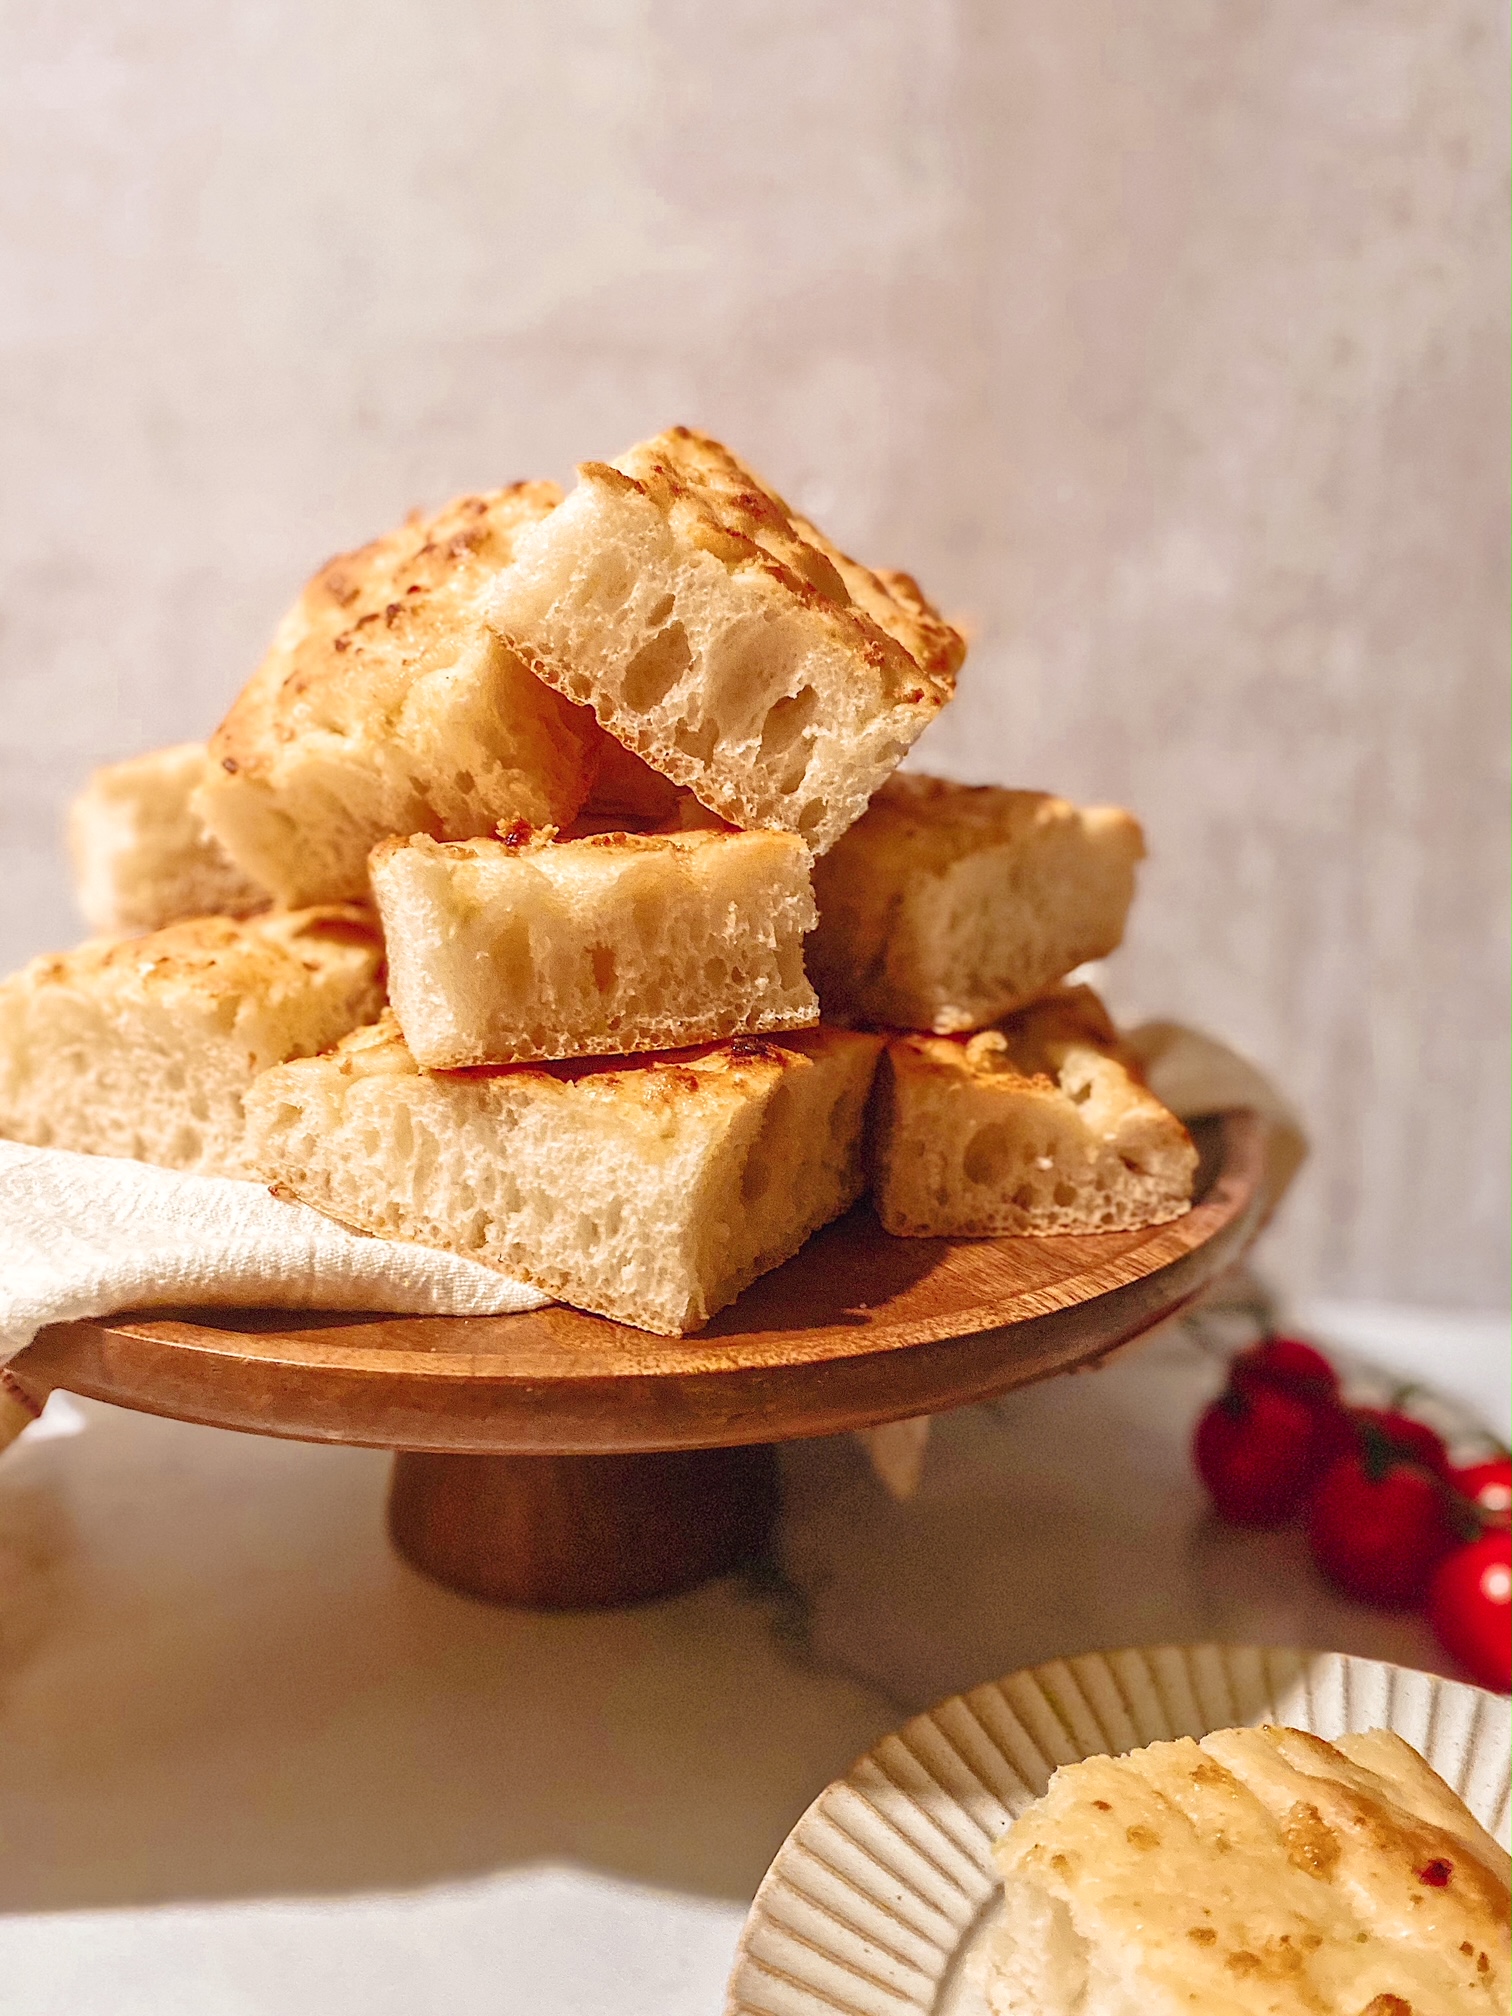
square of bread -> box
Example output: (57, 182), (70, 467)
(370, 825), (819, 1068)
(808, 775), (1145, 1032)
(69, 742), (270, 935)
(245, 1014), (884, 1334)
(488, 426), (965, 854)
(989, 1723), (1510, 2015)
(870, 986), (1196, 1236)
(199, 484), (609, 907)
(0, 908), (384, 1177)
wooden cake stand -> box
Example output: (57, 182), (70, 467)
(8, 1111), (1274, 1610)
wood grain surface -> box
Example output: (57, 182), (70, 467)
(11, 1111), (1271, 1456)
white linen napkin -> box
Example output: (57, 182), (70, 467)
(0, 1142), (547, 1441)
(0, 1022), (1304, 1485)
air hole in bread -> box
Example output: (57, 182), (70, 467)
(454, 769), (475, 795)
(1053, 1180), (1078, 1207)
(964, 1121), (1015, 1186)
(589, 944), (616, 993)
(622, 621), (692, 712)
(645, 592), (676, 627)
(759, 686), (820, 795)
(797, 801), (825, 839)
(582, 552), (635, 612)
(673, 717), (719, 763)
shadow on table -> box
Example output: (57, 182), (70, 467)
(0, 1319), (1469, 1919)
(0, 1398), (896, 1916)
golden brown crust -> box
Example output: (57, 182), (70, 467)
(211, 483), (564, 783)
(607, 428), (964, 701)
(24, 906), (381, 1003)
(993, 1724), (1510, 2014)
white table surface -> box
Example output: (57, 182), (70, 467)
(0, 1302), (1503, 2015)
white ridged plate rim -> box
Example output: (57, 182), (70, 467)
(724, 1643), (1511, 2016)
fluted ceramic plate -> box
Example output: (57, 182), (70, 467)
(725, 1644), (1512, 2016)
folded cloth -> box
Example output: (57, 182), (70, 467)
(0, 1021), (1303, 1486)
(0, 1141), (547, 1370)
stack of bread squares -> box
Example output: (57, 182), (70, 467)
(0, 424), (1196, 1334)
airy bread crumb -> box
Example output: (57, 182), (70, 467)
(371, 825), (818, 1067)
(809, 775), (1144, 1032)
(245, 1014), (884, 1334)
(200, 484), (606, 906)
(69, 742), (268, 934)
(870, 986), (1195, 1236)
(488, 427), (964, 854)
(0, 908), (384, 1177)
(989, 1724), (1510, 2016)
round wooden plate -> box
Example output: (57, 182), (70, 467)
(10, 1110), (1272, 1607)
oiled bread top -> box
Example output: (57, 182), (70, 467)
(999, 1723), (1510, 2011)
(897, 985), (1132, 1085)
(304, 1009), (866, 1109)
(211, 482), (562, 782)
(591, 427), (965, 698)
(839, 773), (1145, 873)
(17, 907), (380, 1009)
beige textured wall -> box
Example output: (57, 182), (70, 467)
(1, 2), (1506, 1307)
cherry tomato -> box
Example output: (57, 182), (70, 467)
(1195, 1384), (1318, 1527)
(1450, 1457), (1512, 1523)
(1350, 1406), (1451, 1479)
(1231, 1336), (1340, 1406)
(1308, 1453), (1454, 1607)
(1428, 1530), (1511, 1693)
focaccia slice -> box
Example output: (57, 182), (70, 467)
(989, 1723), (1510, 2016)
(0, 909), (384, 1177)
(870, 986), (1195, 1236)
(488, 427), (964, 854)
(370, 825), (818, 1068)
(69, 742), (269, 934)
(245, 1015), (884, 1334)
(808, 775), (1144, 1032)
(200, 484), (606, 906)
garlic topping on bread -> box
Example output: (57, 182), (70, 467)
(989, 1723), (1510, 2016)
(488, 427), (964, 855)
(809, 775), (1143, 1033)
(871, 986), (1195, 1237)
(246, 1014), (883, 1334)
(0, 909), (383, 1178)
(200, 484), (604, 906)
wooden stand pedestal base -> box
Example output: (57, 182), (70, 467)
(387, 1444), (781, 1609)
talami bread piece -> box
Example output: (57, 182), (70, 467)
(371, 825), (818, 1068)
(245, 1015), (884, 1334)
(488, 426), (964, 853)
(988, 1723), (1510, 2016)
(809, 775), (1144, 1032)
(0, 908), (384, 1177)
(871, 985), (1195, 1237)
(200, 484), (606, 906)
(69, 742), (269, 934)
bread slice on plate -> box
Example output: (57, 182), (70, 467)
(808, 774), (1144, 1032)
(199, 484), (607, 906)
(69, 742), (268, 934)
(488, 426), (965, 854)
(989, 1722), (1511, 2015)
(0, 908), (383, 1177)
(370, 825), (818, 1068)
(870, 985), (1195, 1237)
(245, 1014), (884, 1334)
